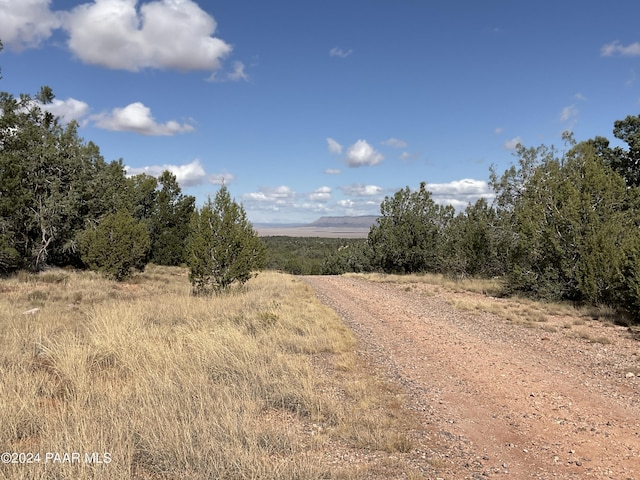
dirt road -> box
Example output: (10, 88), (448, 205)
(302, 275), (640, 479)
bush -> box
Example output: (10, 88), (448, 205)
(79, 210), (150, 281)
(187, 186), (266, 295)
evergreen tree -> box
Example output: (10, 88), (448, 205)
(368, 182), (454, 273)
(149, 171), (195, 266)
(79, 210), (150, 281)
(187, 185), (266, 295)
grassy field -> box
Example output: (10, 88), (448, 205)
(0, 266), (424, 479)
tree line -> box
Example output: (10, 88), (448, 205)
(364, 119), (640, 321)
(3, 42), (640, 317)
(0, 44), (265, 293)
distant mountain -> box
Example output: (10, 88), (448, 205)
(254, 216), (380, 238)
(309, 215), (380, 228)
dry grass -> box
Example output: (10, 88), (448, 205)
(0, 266), (425, 479)
(346, 272), (503, 296)
(348, 273), (631, 341)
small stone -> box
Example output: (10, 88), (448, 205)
(625, 372), (635, 378)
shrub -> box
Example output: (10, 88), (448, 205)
(187, 186), (266, 295)
(79, 210), (150, 281)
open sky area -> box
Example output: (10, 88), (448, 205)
(1, 0), (639, 224)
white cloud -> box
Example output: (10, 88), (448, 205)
(39, 97), (90, 123)
(324, 168), (342, 175)
(208, 172), (235, 185)
(92, 102), (194, 135)
(503, 136), (522, 151)
(243, 186), (296, 206)
(0, 0), (61, 50)
(560, 105), (579, 122)
(227, 61), (248, 81)
(309, 186), (331, 202)
(345, 140), (384, 167)
(63, 0), (232, 72)
(342, 184), (383, 197)
(601, 41), (640, 57)
(494, 127), (504, 135)
(381, 138), (408, 149)
(329, 47), (352, 58)
(125, 159), (208, 187)
(326, 137), (343, 154)
(573, 92), (587, 101)
(427, 179), (494, 210)
(399, 151), (416, 162)
(208, 60), (249, 82)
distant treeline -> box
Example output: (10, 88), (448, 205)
(269, 116), (640, 322)
(262, 237), (372, 275)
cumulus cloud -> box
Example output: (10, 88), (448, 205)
(125, 159), (208, 187)
(335, 198), (380, 217)
(0, 0), (61, 50)
(381, 138), (408, 149)
(92, 102), (194, 135)
(324, 168), (342, 175)
(427, 179), (494, 210)
(243, 186), (296, 206)
(39, 97), (90, 123)
(494, 127), (504, 135)
(63, 0), (232, 72)
(208, 172), (235, 185)
(503, 136), (522, 151)
(342, 184), (383, 197)
(326, 137), (343, 154)
(601, 41), (640, 57)
(329, 47), (352, 58)
(309, 186), (331, 202)
(345, 140), (384, 167)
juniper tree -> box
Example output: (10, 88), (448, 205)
(187, 185), (266, 295)
(79, 210), (150, 281)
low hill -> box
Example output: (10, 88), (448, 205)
(255, 216), (379, 238)
(309, 216), (380, 228)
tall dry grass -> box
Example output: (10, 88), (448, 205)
(0, 266), (423, 479)
(347, 272), (503, 296)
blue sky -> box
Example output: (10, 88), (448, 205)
(1, 0), (639, 223)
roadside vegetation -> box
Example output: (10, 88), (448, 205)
(0, 266), (428, 479)
(3, 39), (640, 319)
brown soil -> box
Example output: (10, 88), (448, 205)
(302, 275), (640, 479)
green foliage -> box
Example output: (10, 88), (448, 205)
(610, 113), (640, 187)
(487, 138), (640, 320)
(79, 211), (150, 281)
(262, 236), (371, 275)
(368, 182), (454, 273)
(187, 186), (266, 295)
(148, 171), (195, 266)
(441, 198), (503, 278)
(0, 85), (133, 271)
